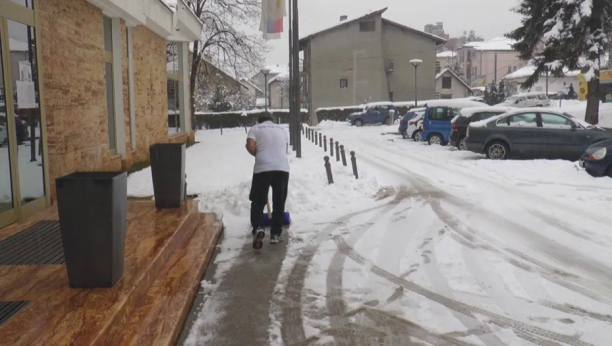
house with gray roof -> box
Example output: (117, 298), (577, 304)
(299, 8), (446, 123)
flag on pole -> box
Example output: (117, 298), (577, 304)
(260, 0), (286, 40)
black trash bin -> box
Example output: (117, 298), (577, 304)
(150, 143), (186, 208)
(55, 171), (127, 288)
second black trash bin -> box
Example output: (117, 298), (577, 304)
(150, 143), (186, 208)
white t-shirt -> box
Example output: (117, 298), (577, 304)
(247, 121), (290, 173)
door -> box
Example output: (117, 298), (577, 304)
(375, 106), (389, 123)
(427, 107), (448, 133)
(497, 112), (543, 154)
(540, 112), (586, 158)
(0, 2), (49, 228)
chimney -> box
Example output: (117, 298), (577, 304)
(340, 15), (348, 22)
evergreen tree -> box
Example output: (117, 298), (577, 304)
(507, 0), (612, 124)
(484, 83), (499, 105)
(208, 84), (232, 112)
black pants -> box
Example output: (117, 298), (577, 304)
(250, 171), (289, 236)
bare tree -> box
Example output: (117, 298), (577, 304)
(188, 0), (268, 129)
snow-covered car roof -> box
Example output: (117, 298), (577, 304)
(408, 107), (427, 113)
(424, 99), (488, 108)
(365, 101), (397, 108)
(460, 106), (512, 118)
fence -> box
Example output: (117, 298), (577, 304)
(168, 109), (309, 130)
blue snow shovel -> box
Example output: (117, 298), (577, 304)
(261, 198), (291, 227)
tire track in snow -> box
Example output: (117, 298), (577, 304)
(281, 196), (407, 345)
(419, 229), (503, 345)
(362, 137), (612, 227)
(360, 152), (612, 306)
(325, 190), (420, 345)
(333, 236), (593, 346)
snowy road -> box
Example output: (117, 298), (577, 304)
(128, 124), (612, 345)
(283, 123), (612, 345)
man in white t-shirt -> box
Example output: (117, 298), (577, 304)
(246, 114), (290, 249)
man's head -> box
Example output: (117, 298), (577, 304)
(258, 113), (274, 124)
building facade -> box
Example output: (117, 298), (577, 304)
(435, 69), (472, 99)
(300, 8), (445, 123)
(0, 0), (201, 229)
(457, 38), (526, 87)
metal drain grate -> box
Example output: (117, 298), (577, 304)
(0, 221), (65, 265)
(0, 301), (28, 326)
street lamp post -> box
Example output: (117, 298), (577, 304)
(410, 59), (423, 107)
(261, 67), (271, 112)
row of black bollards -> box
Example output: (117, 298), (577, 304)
(304, 127), (359, 184)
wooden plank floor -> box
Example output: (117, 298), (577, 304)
(0, 200), (223, 346)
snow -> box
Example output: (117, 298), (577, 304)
(503, 65), (580, 80)
(136, 121), (612, 345)
(437, 51), (457, 58)
(469, 37), (516, 51)
(459, 106), (512, 119)
(0, 139), (44, 204)
(422, 99), (487, 109)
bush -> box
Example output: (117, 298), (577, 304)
(185, 109), (309, 130)
(315, 105), (412, 122)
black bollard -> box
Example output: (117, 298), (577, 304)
(319, 133), (322, 148)
(324, 135), (327, 152)
(350, 151), (359, 179)
(335, 142), (340, 162)
(324, 156), (334, 185)
(340, 145), (347, 167)
(314, 131), (318, 145)
(330, 138), (334, 156)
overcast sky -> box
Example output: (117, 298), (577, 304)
(264, 0), (522, 65)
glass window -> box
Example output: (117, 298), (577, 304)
(359, 21), (375, 32)
(103, 17), (113, 53)
(442, 76), (452, 89)
(105, 62), (116, 149)
(0, 32), (15, 212)
(167, 42), (183, 135)
(507, 66), (512, 74)
(340, 79), (348, 88)
(537, 94), (548, 100)
(8, 20), (45, 204)
(541, 113), (572, 128)
(475, 112), (503, 121)
(10, 0), (34, 8)
(498, 113), (538, 127)
(429, 107), (447, 120)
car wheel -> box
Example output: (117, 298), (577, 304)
(413, 130), (422, 142)
(355, 119), (364, 127)
(401, 130), (408, 139)
(486, 141), (509, 160)
(458, 137), (467, 151)
(428, 133), (444, 146)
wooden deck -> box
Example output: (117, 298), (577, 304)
(0, 200), (222, 345)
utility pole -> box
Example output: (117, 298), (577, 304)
(546, 69), (549, 95)
(494, 53), (498, 84)
(289, 0), (301, 158)
(288, 0), (294, 148)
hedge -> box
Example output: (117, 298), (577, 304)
(315, 105), (413, 122)
(181, 109), (309, 130)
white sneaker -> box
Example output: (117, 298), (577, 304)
(270, 234), (284, 244)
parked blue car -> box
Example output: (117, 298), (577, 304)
(420, 99), (488, 145)
(580, 139), (612, 178)
(350, 103), (399, 126)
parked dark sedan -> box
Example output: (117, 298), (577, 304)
(580, 139), (612, 177)
(450, 106), (511, 150)
(465, 109), (612, 160)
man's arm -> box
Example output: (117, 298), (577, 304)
(246, 138), (257, 157)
